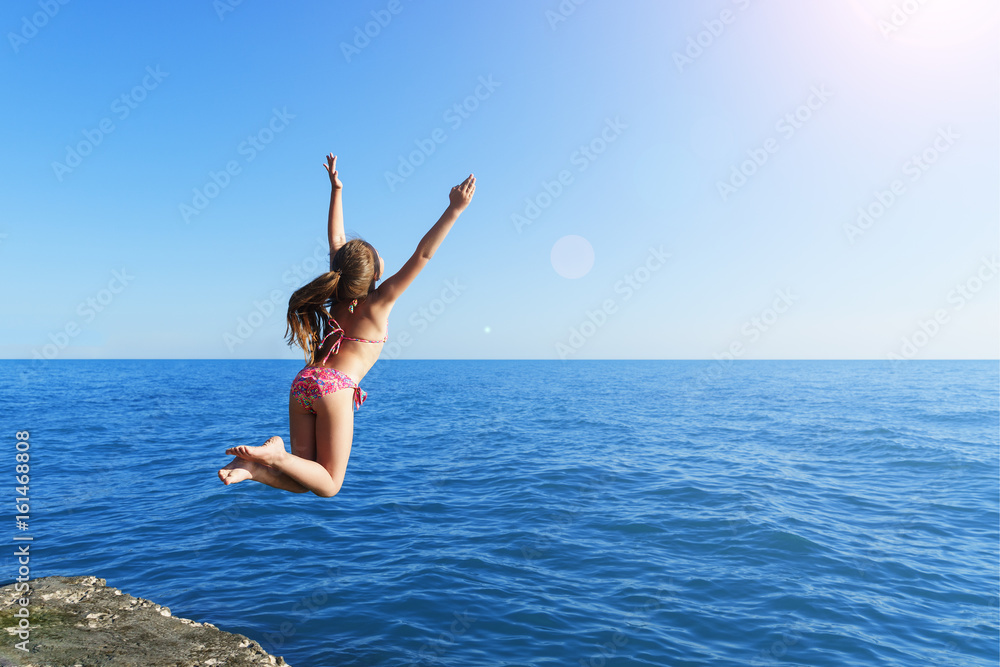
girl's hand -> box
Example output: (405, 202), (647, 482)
(324, 153), (343, 190)
(448, 174), (476, 212)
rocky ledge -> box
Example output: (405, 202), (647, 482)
(0, 576), (289, 667)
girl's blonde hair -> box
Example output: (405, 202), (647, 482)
(285, 238), (381, 364)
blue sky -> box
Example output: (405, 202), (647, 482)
(2, 0), (997, 360)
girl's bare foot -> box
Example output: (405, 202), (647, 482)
(218, 456), (260, 485)
(225, 436), (287, 467)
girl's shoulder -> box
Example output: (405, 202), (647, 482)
(365, 289), (392, 325)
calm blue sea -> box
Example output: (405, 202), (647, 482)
(1, 360), (997, 666)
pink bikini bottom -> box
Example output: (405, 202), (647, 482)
(290, 366), (367, 413)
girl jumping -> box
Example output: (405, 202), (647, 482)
(218, 153), (476, 497)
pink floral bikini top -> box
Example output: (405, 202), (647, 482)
(318, 317), (388, 364)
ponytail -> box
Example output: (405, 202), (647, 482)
(286, 271), (341, 364)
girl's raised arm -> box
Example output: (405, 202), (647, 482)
(375, 174), (476, 307)
(418, 174), (475, 259)
(324, 153), (346, 258)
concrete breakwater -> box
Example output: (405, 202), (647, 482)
(0, 576), (290, 666)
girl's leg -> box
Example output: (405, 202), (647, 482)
(218, 395), (323, 494)
(226, 436), (341, 497)
(219, 457), (309, 493)
(226, 391), (354, 497)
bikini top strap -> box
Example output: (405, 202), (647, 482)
(318, 317), (345, 364)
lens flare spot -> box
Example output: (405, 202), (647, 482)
(551, 235), (595, 279)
